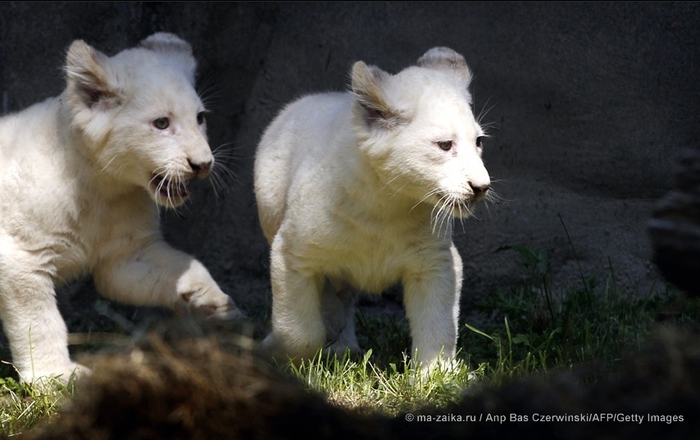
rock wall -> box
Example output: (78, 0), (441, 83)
(1, 2), (698, 332)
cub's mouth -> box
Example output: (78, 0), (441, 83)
(434, 191), (477, 219)
(150, 173), (191, 205)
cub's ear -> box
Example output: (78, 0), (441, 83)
(138, 32), (192, 55)
(351, 61), (406, 130)
(417, 46), (472, 85)
(139, 32), (197, 85)
(65, 40), (121, 110)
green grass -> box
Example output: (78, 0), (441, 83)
(283, 349), (476, 416)
(461, 245), (700, 383)
(284, 244), (700, 415)
(0, 375), (75, 437)
(2, 244), (700, 435)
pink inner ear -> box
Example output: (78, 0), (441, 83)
(356, 99), (408, 131)
(71, 69), (121, 110)
(361, 102), (387, 127)
(82, 84), (107, 108)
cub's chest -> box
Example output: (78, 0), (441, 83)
(303, 218), (442, 293)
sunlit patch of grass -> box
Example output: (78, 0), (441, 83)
(3, 244), (699, 436)
(284, 349), (476, 417)
(0, 375), (75, 437)
(285, 244), (700, 414)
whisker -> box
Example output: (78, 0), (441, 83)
(211, 141), (242, 155)
(197, 73), (227, 110)
(100, 155), (121, 173)
(210, 160), (241, 198)
(430, 201), (440, 235)
(431, 193), (453, 238)
(164, 169), (173, 210)
(412, 188), (441, 212)
(431, 196), (445, 235)
(476, 95), (496, 126)
(377, 173), (402, 195)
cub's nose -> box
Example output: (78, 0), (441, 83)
(189, 158), (213, 179)
(469, 181), (490, 199)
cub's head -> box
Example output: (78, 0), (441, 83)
(351, 47), (491, 232)
(64, 32), (212, 208)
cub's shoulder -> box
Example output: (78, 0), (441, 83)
(281, 91), (350, 113)
(0, 97), (62, 154)
(270, 91), (352, 130)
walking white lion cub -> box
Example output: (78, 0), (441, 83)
(0, 33), (241, 383)
(254, 47), (491, 368)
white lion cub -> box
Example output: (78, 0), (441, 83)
(0, 33), (241, 383)
(254, 47), (490, 368)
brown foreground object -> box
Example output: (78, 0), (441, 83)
(19, 327), (700, 440)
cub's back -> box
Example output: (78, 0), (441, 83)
(254, 91), (353, 242)
(0, 98), (70, 204)
(0, 98), (62, 167)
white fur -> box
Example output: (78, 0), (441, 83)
(254, 47), (490, 368)
(0, 33), (241, 383)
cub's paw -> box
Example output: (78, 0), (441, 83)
(177, 287), (246, 321)
(19, 362), (91, 387)
(324, 339), (363, 359)
(256, 331), (325, 365)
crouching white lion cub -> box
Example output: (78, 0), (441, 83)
(254, 47), (491, 368)
(0, 33), (242, 383)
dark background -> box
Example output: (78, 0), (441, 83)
(1, 2), (698, 348)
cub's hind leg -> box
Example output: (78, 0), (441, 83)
(322, 278), (361, 356)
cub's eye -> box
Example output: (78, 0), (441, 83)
(476, 136), (485, 148)
(153, 117), (170, 130)
(196, 112), (206, 125)
(436, 140), (453, 151)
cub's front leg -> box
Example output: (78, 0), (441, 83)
(0, 252), (87, 383)
(261, 235), (326, 361)
(402, 243), (463, 368)
(94, 240), (240, 320)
